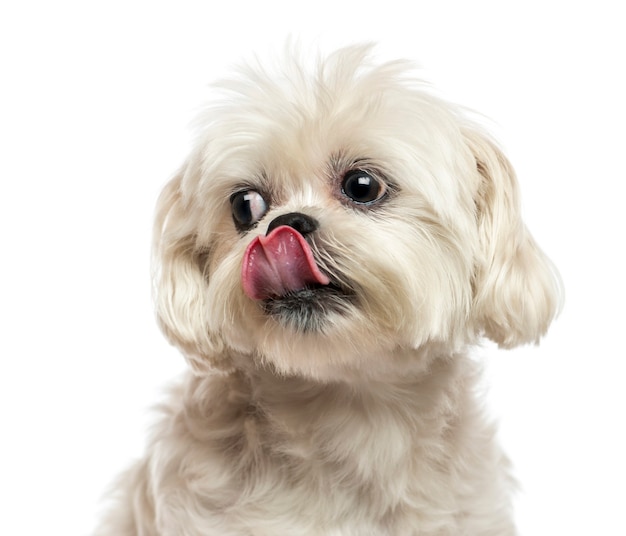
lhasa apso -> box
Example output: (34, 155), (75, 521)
(95, 45), (562, 535)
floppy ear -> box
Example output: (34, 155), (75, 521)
(465, 128), (563, 348)
(152, 163), (229, 373)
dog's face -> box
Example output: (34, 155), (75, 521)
(154, 46), (561, 379)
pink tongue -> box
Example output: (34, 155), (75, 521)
(242, 226), (330, 300)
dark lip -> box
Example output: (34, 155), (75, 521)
(260, 283), (356, 331)
(262, 282), (352, 303)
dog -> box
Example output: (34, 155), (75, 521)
(95, 45), (561, 535)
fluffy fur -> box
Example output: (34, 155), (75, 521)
(95, 45), (562, 535)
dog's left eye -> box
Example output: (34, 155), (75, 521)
(341, 170), (387, 205)
(231, 190), (269, 230)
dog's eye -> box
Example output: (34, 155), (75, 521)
(341, 170), (386, 205)
(231, 190), (269, 230)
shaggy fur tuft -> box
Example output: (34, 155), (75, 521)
(95, 45), (562, 535)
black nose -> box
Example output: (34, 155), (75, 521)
(266, 212), (319, 236)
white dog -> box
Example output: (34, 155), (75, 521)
(95, 45), (561, 535)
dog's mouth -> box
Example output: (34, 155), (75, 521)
(242, 225), (330, 300)
(261, 283), (355, 332)
(242, 226), (355, 331)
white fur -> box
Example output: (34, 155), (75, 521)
(95, 45), (562, 535)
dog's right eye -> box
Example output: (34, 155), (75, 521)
(230, 190), (269, 230)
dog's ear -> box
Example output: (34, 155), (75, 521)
(152, 163), (230, 373)
(465, 128), (563, 348)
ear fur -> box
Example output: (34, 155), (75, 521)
(466, 128), (563, 348)
(152, 164), (228, 373)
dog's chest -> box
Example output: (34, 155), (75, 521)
(157, 368), (503, 535)
(208, 383), (462, 534)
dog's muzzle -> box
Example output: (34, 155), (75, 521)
(242, 213), (330, 301)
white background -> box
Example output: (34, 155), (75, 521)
(1, 1), (624, 535)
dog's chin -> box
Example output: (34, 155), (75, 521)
(261, 284), (355, 333)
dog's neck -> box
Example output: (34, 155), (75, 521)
(177, 351), (484, 521)
(243, 351), (473, 464)
(241, 353), (474, 503)
(246, 343), (472, 405)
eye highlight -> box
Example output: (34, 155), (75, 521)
(230, 190), (269, 230)
(341, 170), (387, 205)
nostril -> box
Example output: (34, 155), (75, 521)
(266, 212), (319, 236)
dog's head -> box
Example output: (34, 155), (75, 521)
(153, 46), (561, 379)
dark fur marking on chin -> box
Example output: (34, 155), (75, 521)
(262, 286), (354, 333)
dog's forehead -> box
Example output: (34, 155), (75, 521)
(206, 61), (446, 157)
(205, 95), (434, 179)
